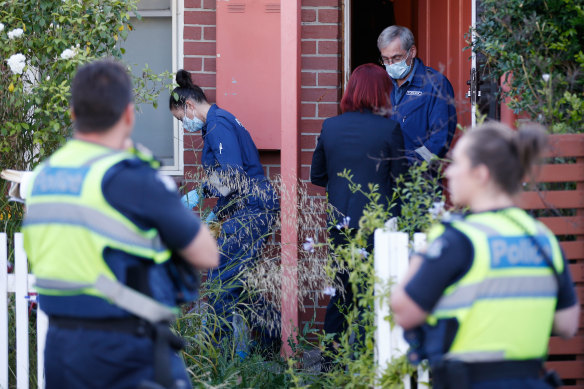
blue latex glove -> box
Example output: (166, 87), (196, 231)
(205, 211), (217, 223)
(180, 189), (199, 210)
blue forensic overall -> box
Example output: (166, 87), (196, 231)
(201, 104), (280, 348)
(405, 208), (578, 389)
(22, 140), (202, 389)
(389, 58), (457, 164)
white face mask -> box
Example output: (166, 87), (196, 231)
(385, 50), (412, 80)
(183, 107), (204, 133)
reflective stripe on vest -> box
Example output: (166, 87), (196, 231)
(25, 203), (166, 252)
(426, 209), (563, 362)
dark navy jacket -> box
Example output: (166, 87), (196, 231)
(310, 110), (408, 230)
(202, 104), (278, 217)
(390, 58), (457, 163)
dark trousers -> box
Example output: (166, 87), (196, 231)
(45, 325), (190, 389)
(206, 208), (280, 349)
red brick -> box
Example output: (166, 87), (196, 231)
(301, 56), (340, 71)
(301, 87), (340, 103)
(301, 165), (311, 180)
(301, 9), (316, 22)
(318, 8), (341, 23)
(300, 150), (315, 165)
(301, 119), (324, 132)
(301, 102), (317, 117)
(183, 26), (202, 40)
(184, 11), (215, 25)
(183, 57), (203, 72)
(301, 40), (316, 55)
(302, 0), (339, 7)
(306, 182), (326, 196)
(184, 41), (216, 56)
(267, 166), (281, 180)
(191, 72), (216, 88)
(204, 89), (216, 101)
(318, 102), (340, 118)
(302, 24), (339, 40)
(318, 40), (339, 55)
(183, 135), (204, 152)
(203, 0), (216, 10)
(184, 0), (201, 8)
(203, 26), (216, 40)
(301, 72), (316, 86)
(301, 134), (319, 150)
(318, 72), (339, 87)
(203, 57), (216, 72)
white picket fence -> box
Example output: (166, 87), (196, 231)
(374, 229), (430, 388)
(0, 229), (423, 389)
(1, 233), (47, 389)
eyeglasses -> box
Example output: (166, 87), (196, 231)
(379, 50), (410, 65)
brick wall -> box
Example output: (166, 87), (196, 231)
(299, 0), (342, 336)
(183, 0), (343, 338)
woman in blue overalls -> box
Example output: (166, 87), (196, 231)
(169, 69), (280, 355)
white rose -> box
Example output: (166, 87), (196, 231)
(0, 23), (5, 33)
(60, 48), (76, 60)
(7, 28), (24, 39)
(6, 53), (26, 75)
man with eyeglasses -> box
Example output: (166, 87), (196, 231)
(377, 25), (457, 167)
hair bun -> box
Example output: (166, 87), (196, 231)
(176, 69), (195, 89)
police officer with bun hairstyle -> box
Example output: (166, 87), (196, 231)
(22, 60), (219, 389)
(169, 69), (280, 355)
(391, 122), (580, 389)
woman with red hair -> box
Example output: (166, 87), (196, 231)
(311, 63), (408, 370)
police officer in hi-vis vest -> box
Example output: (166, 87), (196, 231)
(391, 122), (580, 389)
(22, 60), (219, 389)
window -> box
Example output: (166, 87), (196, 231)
(122, 0), (184, 175)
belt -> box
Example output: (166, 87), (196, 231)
(50, 315), (184, 388)
(467, 360), (543, 381)
(49, 315), (156, 338)
(432, 359), (544, 389)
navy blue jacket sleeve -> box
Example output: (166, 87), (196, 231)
(310, 132), (328, 187)
(405, 226), (473, 312)
(103, 161), (201, 251)
(557, 249), (578, 310)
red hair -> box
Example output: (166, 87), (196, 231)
(340, 63), (392, 113)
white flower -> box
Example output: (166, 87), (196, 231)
(6, 53), (26, 75)
(356, 247), (369, 258)
(336, 216), (351, 230)
(429, 201), (446, 219)
(60, 48), (76, 60)
(542, 73), (550, 82)
(46, 75), (50, 81)
(7, 28), (24, 39)
(323, 286), (336, 297)
(0, 23), (5, 33)
(302, 237), (315, 253)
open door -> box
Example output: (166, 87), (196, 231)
(346, 0), (475, 129)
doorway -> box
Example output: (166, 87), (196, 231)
(349, 1), (395, 72)
(345, 0), (500, 129)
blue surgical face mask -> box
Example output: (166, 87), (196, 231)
(385, 50), (412, 80)
(183, 107), (204, 133)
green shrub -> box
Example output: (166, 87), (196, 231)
(471, 0), (584, 133)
